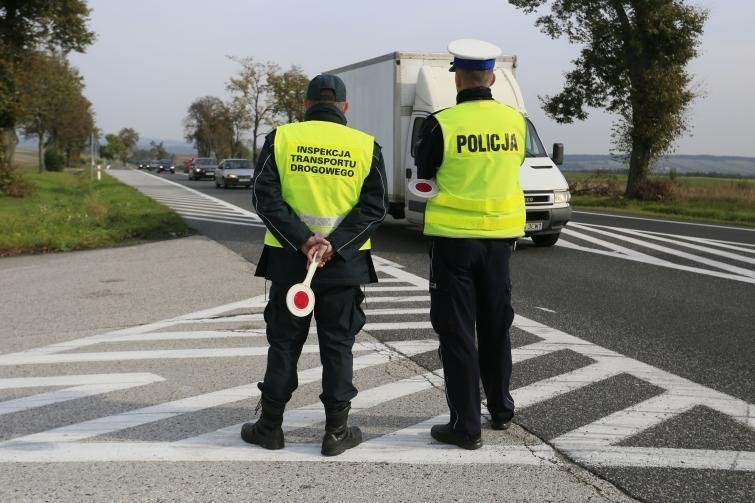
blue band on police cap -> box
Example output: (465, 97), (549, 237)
(453, 57), (495, 70)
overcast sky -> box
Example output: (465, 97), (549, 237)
(68, 0), (754, 157)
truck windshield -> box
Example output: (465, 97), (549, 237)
(525, 119), (548, 158)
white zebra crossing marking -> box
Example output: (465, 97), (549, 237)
(567, 222), (755, 278)
(179, 370), (446, 448)
(0, 374), (164, 416)
(107, 169), (265, 228)
(0, 339), (437, 446)
(559, 223), (755, 284)
(0, 340), (434, 366)
(0, 254), (752, 470)
(0, 438), (559, 465)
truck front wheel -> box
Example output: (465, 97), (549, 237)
(531, 233), (560, 247)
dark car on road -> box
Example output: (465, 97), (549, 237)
(156, 159), (175, 174)
(188, 157), (217, 180)
(145, 159), (161, 171)
(215, 158), (253, 188)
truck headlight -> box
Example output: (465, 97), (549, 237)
(554, 190), (571, 204)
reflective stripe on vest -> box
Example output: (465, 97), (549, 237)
(424, 100), (526, 238)
(265, 121), (374, 249)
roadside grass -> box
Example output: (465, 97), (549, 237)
(564, 172), (755, 227)
(0, 166), (191, 256)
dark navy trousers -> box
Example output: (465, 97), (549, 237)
(259, 282), (365, 411)
(429, 237), (516, 437)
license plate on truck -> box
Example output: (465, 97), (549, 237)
(526, 222), (543, 231)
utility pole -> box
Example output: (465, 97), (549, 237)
(90, 132), (94, 181)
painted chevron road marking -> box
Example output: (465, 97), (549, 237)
(0, 253), (752, 469)
(558, 222), (755, 284)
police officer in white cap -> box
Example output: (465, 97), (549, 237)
(415, 39), (526, 449)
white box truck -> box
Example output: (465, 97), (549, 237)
(328, 52), (571, 246)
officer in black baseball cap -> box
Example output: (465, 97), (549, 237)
(242, 71), (388, 457)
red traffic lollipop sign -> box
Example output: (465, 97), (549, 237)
(408, 178), (439, 198)
(286, 254), (320, 317)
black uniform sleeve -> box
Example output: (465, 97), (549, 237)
(251, 131), (313, 252)
(327, 142), (388, 260)
(414, 114), (444, 180)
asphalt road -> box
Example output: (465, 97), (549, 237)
(141, 167), (754, 502)
(2, 166), (751, 502)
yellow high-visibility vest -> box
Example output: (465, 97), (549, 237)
(264, 120), (374, 249)
(424, 100), (526, 238)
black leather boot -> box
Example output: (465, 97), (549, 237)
(240, 396), (285, 450)
(321, 403), (362, 456)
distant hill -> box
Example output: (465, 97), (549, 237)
(16, 136), (196, 156)
(137, 138), (195, 155)
(562, 154), (755, 178)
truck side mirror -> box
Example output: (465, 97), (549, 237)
(551, 143), (564, 166)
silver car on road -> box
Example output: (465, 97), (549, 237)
(215, 158), (253, 189)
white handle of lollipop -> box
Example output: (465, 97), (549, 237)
(302, 252), (319, 286)
(285, 252), (320, 317)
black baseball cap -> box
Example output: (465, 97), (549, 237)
(306, 74), (347, 102)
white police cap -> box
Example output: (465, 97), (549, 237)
(448, 39), (502, 72)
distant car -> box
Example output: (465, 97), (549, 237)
(137, 160), (149, 169)
(145, 160), (161, 171)
(156, 159), (175, 174)
(215, 158), (253, 188)
(188, 157), (217, 180)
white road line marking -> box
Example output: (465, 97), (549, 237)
(562, 446), (755, 471)
(363, 286), (429, 292)
(0, 341), (430, 366)
(109, 330), (267, 342)
(0, 373), (164, 416)
(572, 211), (755, 232)
(181, 215), (266, 228)
(561, 227), (671, 261)
(179, 370), (445, 448)
(2, 255), (752, 470)
(569, 222), (755, 277)
(363, 308), (429, 316)
(535, 307), (556, 313)
(557, 238), (755, 284)
(117, 169), (262, 221)
(363, 295), (431, 303)
(625, 229), (755, 255)
(514, 361), (623, 408)
(0, 340), (437, 445)
(552, 393), (699, 447)
(0, 439), (559, 465)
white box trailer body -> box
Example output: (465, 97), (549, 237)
(328, 52), (571, 246)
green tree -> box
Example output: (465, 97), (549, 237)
(19, 52), (85, 172)
(0, 0), (95, 189)
(100, 133), (126, 161)
(183, 96), (235, 159)
(118, 128), (139, 162)
(149, 140), (169, 160)
(268, 65), (309, 123)
(49, 90), (94, 166)
(227, 56), (279, 161)
(508, 0), (707, 198)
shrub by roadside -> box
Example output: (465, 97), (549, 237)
(0, 166), (191, 256)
